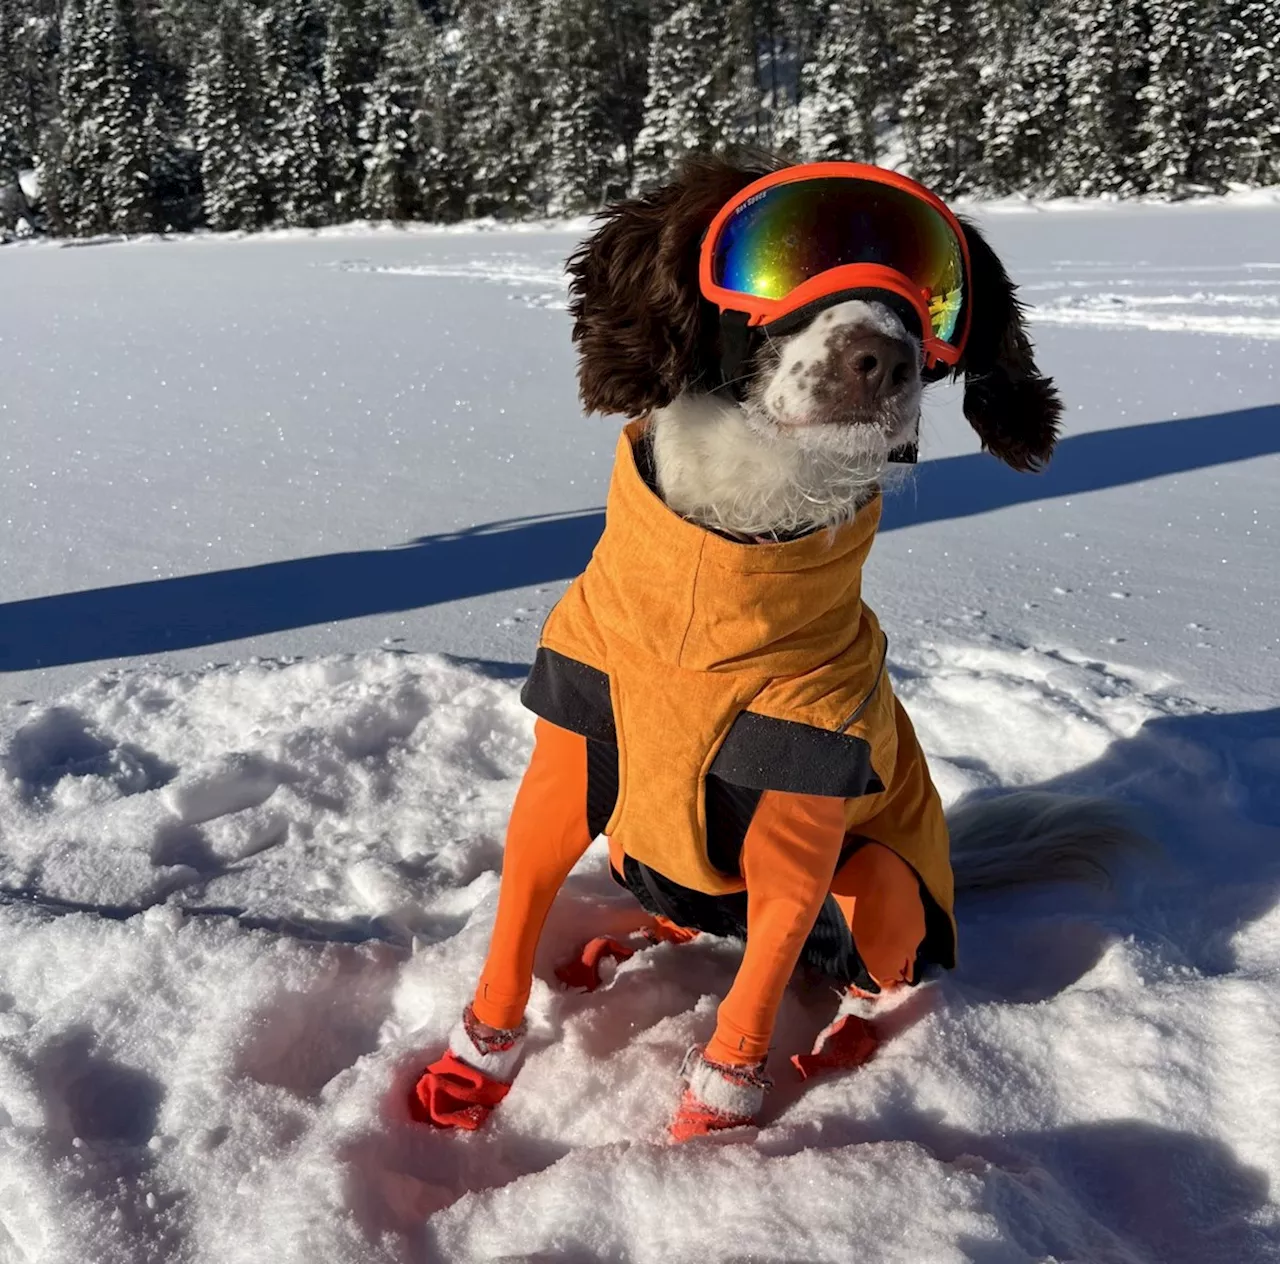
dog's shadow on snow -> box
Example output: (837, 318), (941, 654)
(4, 404), (1277, 673)
(956, 703), (1280, 994)
(882, 400), (1280, 532)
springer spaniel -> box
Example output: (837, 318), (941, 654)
(414, 156), (1146, 1143)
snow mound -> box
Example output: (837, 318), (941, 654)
(0, 646), (1276, 1261)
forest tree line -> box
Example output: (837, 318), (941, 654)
(0, 0), (1278, 237)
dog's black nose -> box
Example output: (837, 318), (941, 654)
(842, 334), (916, 405)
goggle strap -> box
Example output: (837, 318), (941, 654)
(716, 308), (754, 401)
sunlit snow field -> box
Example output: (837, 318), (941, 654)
(0, 201), (1278, 1262)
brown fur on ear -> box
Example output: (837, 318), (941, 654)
(955, 217), (1063, 472)
(566, 155), (774, 417)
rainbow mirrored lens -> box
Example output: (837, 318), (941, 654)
(712, 177), (966, 344)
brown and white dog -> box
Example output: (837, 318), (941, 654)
(417, 155), (1145, 1140)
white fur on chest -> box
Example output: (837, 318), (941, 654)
(649, 394), (892, 538)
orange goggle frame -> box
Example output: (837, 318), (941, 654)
(698, 162), (973, 374)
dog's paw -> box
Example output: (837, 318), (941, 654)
(669, 1047), (770, 1142)
(411, 1006), (526, 1130)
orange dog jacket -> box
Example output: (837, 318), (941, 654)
(522, 422), (956, 957)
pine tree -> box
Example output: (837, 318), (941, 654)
(140, 91), (192, 229)
(1205, 0), (1280, 187)
(41, 0), (95, 233)
(322, 0), (389, 219)
(3, 1), (58, 222)
(413, 9), (468, 221)
(358, 0), (430, 219)
(261, 0), (328, 225)
(724, 0), (809, 157)
(540, 0), (632, 214)
(1138, 0), (1214, 194)
(806, 0), (891, 162)
(42, 0), (157, 235)
(187, 0), (268, 230)
(634, 1), (705, 184)
(599, 0), (651, 191)
(978, 0), (1075, 195)
(633, 0), (744, 186)
(900, 0), (981, 195)
(0, 2), (32, 179)
(1058, 0), (1147, 196)
(454, 0), (548, 217)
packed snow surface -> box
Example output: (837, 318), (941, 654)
(1, 201), (1278, 1261)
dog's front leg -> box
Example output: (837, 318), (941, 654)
(415, 718), (595, 1129)
(673, 790), (846, 1140)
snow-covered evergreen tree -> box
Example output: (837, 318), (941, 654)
(187, 0), (268, 230)
(900, 0), (981, 195)
(1058, 0), (1146, 196)
(260, 0), (328, 226)
(322, 0), (388, 219)
(42, 0), (156, 234)
(10, 0), (1280, 235)
(412, 10), (468, 222)
(0, 1), (38, 179)
(978, 0), (1075, 195)
(634, 0), (713, 185)
(634, 0), (761, 185)
(358, 0), (430, 220)
(1205, 0), (1280, 188)
(806, 0), (890, 162)
(454, 0), (547, 217)
(539, 0), (638, 214)
(1138, 0), (1214, 194)
(731, 0), (810, 157)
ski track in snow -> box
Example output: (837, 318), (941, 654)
(338, 256), (570, 310)
(341, 253), (1280, 339)
(1024, 261), (1280, 339)
(0, 644), (1276, 1262)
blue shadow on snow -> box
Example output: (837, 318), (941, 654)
(1, 404), (1276, 672)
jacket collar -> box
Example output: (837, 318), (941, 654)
(580, 421), (881, 675)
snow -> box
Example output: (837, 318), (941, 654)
(16, 169), (41, 204)
(1, 203), (1279, 1260)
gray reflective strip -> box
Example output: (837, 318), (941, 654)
(840, 632), (889, 733)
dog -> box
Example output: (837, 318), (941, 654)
(415, 155), (1140, 1141)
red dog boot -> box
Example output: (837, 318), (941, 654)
(554, 936), (635, 991)
(791, 1013), (880, 1081)
(413, 1006), (526, 1130)
(670, 1047), (771, 1142)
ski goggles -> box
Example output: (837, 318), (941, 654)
(699, 162), (972, 375)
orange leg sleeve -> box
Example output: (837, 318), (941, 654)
(706, 790), (848, 1066)
(830, 842), (927, 990)
(472, 718), (595, 1030)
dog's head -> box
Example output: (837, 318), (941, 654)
(566, 155), (1061, 475)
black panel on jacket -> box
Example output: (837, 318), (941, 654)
(711, 711), (885, 798)
(585, 737), (619, 840)
(704, 775), (763, 877)
(521, 647), (616, 744)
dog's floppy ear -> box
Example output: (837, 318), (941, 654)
(566, 156), (769, 417)
(954, 217), (1062, 471)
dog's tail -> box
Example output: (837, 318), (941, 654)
(947, 791), (1152, 895)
